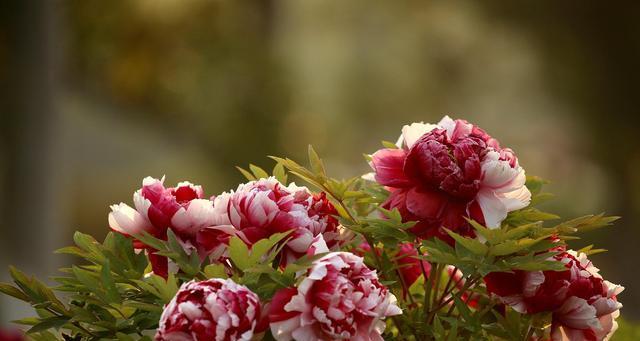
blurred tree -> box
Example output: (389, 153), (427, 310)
(0, 0), (63, 320)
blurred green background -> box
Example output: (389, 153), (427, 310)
(1, 0), (639, 330)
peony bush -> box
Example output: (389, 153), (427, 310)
(0, 116), (623, 340)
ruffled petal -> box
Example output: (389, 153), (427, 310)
(370, 148), (411, 187)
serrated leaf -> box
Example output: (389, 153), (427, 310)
(467, 219), (498, 244)
(445, 229), (489, 255)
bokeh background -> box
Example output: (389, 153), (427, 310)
(1, 0), (639, 332)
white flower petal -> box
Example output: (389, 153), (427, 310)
(476, 189), (508, 228)
(108, 203), (151, 235)
(397, 122), (438, 149)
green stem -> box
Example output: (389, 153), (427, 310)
(431, 264), (443, 308)
(423, 263), (439, 321)
(524, 326), (534, 341)
(438, 266), (456, 306)
(322, 185), (411, 340)
(44, 306), (99, 338)
(434, 276), (480, 322)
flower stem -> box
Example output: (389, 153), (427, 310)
(433, 276), (480, 322)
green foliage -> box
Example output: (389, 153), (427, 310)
(0, 232), (167, 339)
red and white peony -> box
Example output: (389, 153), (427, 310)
(156, 278), (264, 341)
(108, 176), (221, 276)
(369, 116), (531, 241)
(484, 250), (623, 341)
(199, 177), (342, 266)
(268, 252), (402, 341)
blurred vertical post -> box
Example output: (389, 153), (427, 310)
(0, 0), (62, 320)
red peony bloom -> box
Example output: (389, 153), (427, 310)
(108, 177), (222, 277)
(369, 116), (530, 242)
(198, 177), (343, 266)
(156, 278), (263, 341)
(484, 251), (623, 341)
(268, 252), (402, 341)
(0, 328), (24, 341)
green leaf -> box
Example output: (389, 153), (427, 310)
(249, 231), (292, 265)
(122, 301), (164, 313)
(28, 331), (59, 341)
(133, 231), (166, 252)
(381, 140), (398, 149)
(525, 176), (548, 195)
(446, 322), (458, 341)
(116, 332), (136, 341)
(467, 219), (498, 244)
(101, 260), (120, 303)
(272, 163), (288, 184)
(27, 316), (69, 334)
(491, 236), (548, 256)
(54, 246), (86, 257)
(142, 272), (179, 304)
(307, 145), (326, 178)
(12, 317), (40, 326)
(553, 214), (619, 233)
(0, 282), (29, 301)
(444, 229), (489, 255)
(433, 315), (445, 339)
(249, 164), (270, 179)
(236, 166), (257, 181)
(228, 237), (251, 271)
(203, 264), (228, 279)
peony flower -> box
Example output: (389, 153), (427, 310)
(156, 278), (263, 341)
(109, 176), (222, 277)
(484, 251), (623, 341)
(268, 252), (402, 341)
(369, 116), (531, 242)
(0, 327), (24, 341)
(199, 177), (343, 266)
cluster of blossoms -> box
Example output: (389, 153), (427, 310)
(155, 252), (401, 341)
(0, 115), (625, 341)
(485, 250), (624, 340)
(108, 177), (342, 276)
(105, 115), (622, 341)
(110, 177), (401, 340)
